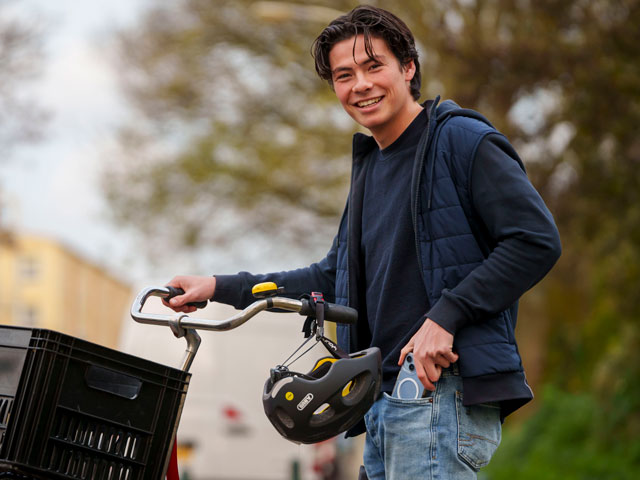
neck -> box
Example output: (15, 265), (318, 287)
(372, 102), (424, 149)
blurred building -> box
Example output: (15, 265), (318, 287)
(0, 231), (131, 348)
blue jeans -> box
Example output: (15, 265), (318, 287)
(363, 366), (501, 480)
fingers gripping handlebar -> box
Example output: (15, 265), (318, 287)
(164, 286), (208, 309)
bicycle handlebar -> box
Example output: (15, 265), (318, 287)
(130, 286), (357, 373)
(130, 286), (358, 332)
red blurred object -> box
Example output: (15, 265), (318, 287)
(312, 438), (339, 479)
(166, 436), (180, 480)
(223, 405), (242, 421)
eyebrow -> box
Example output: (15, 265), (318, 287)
(331, 55), (388, 76)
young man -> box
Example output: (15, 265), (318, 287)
(165, 5), (561, 479)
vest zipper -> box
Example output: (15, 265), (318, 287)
(412, 97), (440, 277)
(345, 154), (357, 352)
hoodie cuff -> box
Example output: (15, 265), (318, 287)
(212, 274), (245, 306)
(426, 290), (471, 335)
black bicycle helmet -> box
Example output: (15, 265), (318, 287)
(262, 347), (381, 444)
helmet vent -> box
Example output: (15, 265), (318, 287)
(312, 403), (331, 415)
(342, 372), (372, 406)
(309, 358), (334, 379)
(275, 407), (295, 429)
(309, 404), (335, 427)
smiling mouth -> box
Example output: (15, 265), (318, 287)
(356, 97), (383, 108)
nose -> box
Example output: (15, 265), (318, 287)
(352, 72), (372, 93)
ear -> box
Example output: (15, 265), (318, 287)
(403, 60), (416, 82)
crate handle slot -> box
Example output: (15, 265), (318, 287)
(85, 365), (142, 400)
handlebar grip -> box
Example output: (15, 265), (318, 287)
(165, 286), (208, 309)
(300, 299), (358, 324)
(324, 303), (358, 324)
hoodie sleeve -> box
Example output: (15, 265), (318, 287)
(213, 234), (339, 310)
(427, 133), (562, 334)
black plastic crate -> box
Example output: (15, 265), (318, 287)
(0, 325), (190, 480)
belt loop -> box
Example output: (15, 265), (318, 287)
(442, 362), (460, 376)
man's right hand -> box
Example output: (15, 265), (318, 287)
(163, 275), (216, 313)
(399, 318), (458, 391)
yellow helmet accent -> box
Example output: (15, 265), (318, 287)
(342, 380), (354, 397)
(285, 392), (294, 401)
(312, 357), (338, 372)
(311, 357), (354, 397)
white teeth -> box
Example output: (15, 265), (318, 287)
(357, 97), (382, 107)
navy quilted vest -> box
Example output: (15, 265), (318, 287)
(336, 98), (525, 380)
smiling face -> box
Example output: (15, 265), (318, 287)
(329, 35), (422, 148)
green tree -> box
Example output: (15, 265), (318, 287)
(105, 0), (356, 255)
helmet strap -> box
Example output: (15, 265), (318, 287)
(301, 291), (327, 339)
(318, 335), (349, 359)
(311, 291), (326, 338)
(278, 331), (318, 369)
(274, 292), (350, 375)
(307, 292), (349, 359)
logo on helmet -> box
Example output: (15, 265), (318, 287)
(296, 393), (314, 411)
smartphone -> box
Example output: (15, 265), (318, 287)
(391, 353), (427, 399)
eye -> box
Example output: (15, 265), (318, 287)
(335, 73), (351, 81)
(369, 63), (383, 71)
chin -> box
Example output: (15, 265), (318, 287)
(350, 112), (382, 129)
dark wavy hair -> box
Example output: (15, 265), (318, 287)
(311, 5), (421, 100)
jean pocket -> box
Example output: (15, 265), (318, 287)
(455, 391), (501, 470)
(382, 391), (434, 406)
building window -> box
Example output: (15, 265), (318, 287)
(18, 256), (39, 280)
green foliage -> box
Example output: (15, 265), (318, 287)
(485, 386), (640, 480)
(104, 0), (359, 254)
